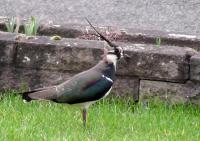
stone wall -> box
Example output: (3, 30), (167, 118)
(0, 23), (200, 104)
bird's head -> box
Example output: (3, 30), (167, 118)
(101, 46), (129, 67)
(107, 46), (124, 60)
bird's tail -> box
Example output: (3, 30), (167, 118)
(21, 86), (57, 102)
(22, 92), (32, 102)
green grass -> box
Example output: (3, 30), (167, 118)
(156, 37), (162, 47)
(5, 17), (16, 33)
(24, 16), (39, 36)
(0, 91), (199, 141)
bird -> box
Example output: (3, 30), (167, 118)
(22, 19), (128, 127)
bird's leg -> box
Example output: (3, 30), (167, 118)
(82, 108), (87, 127)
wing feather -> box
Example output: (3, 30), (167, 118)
(55, 70), (113, 104)
(22, 86), (58, 101)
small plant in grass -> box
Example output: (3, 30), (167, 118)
(50, 35), (62, 40)
(5, 16), (20, 33)
(24, 16), (39, 36)
(5, 17), (16, 33)
(156, 37), (162, 47)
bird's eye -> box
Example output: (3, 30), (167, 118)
(115, 50), (119, 53)
(115, 48), (121, 54)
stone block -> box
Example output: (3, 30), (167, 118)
(0, 67), (73, 90)
(39, 24), (84, 38)
(112, 76), (139, 101)
(118, 44), (197, 82)
(190, 54), (200, 82)
(140, 80), (200, 104)
(0, 41), (16, 65)
(15, 36), (104, 72)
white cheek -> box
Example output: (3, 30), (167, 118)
(120, 52), (124, 58)
(106, 54), (118, 70)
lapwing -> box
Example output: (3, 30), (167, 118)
(22, 19), (128, 126)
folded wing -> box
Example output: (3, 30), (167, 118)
(22, 70), (113, 104)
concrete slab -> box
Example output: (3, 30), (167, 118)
(0, 0), (200, 35)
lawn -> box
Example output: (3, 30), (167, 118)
(0, 90), (199, 141)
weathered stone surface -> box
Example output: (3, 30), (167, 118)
(118, 28), (200, 51)
(190, 54), (200, 82)
(0, 41), (16, 65)
(140, 80), (200, 104)
(0, 31), (18, 41)
(112, 76), (139, 101)
(39, 24), (84, 38)
(15, 36), (104, 72)
(38, 24), (200, 51)
(0, 67), (73, 90)
(117, 43), (197, 82)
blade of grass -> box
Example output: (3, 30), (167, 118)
(24, 16), (39, 36)
(5, 17), (16, 33)
(156, 37), (162, 47)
